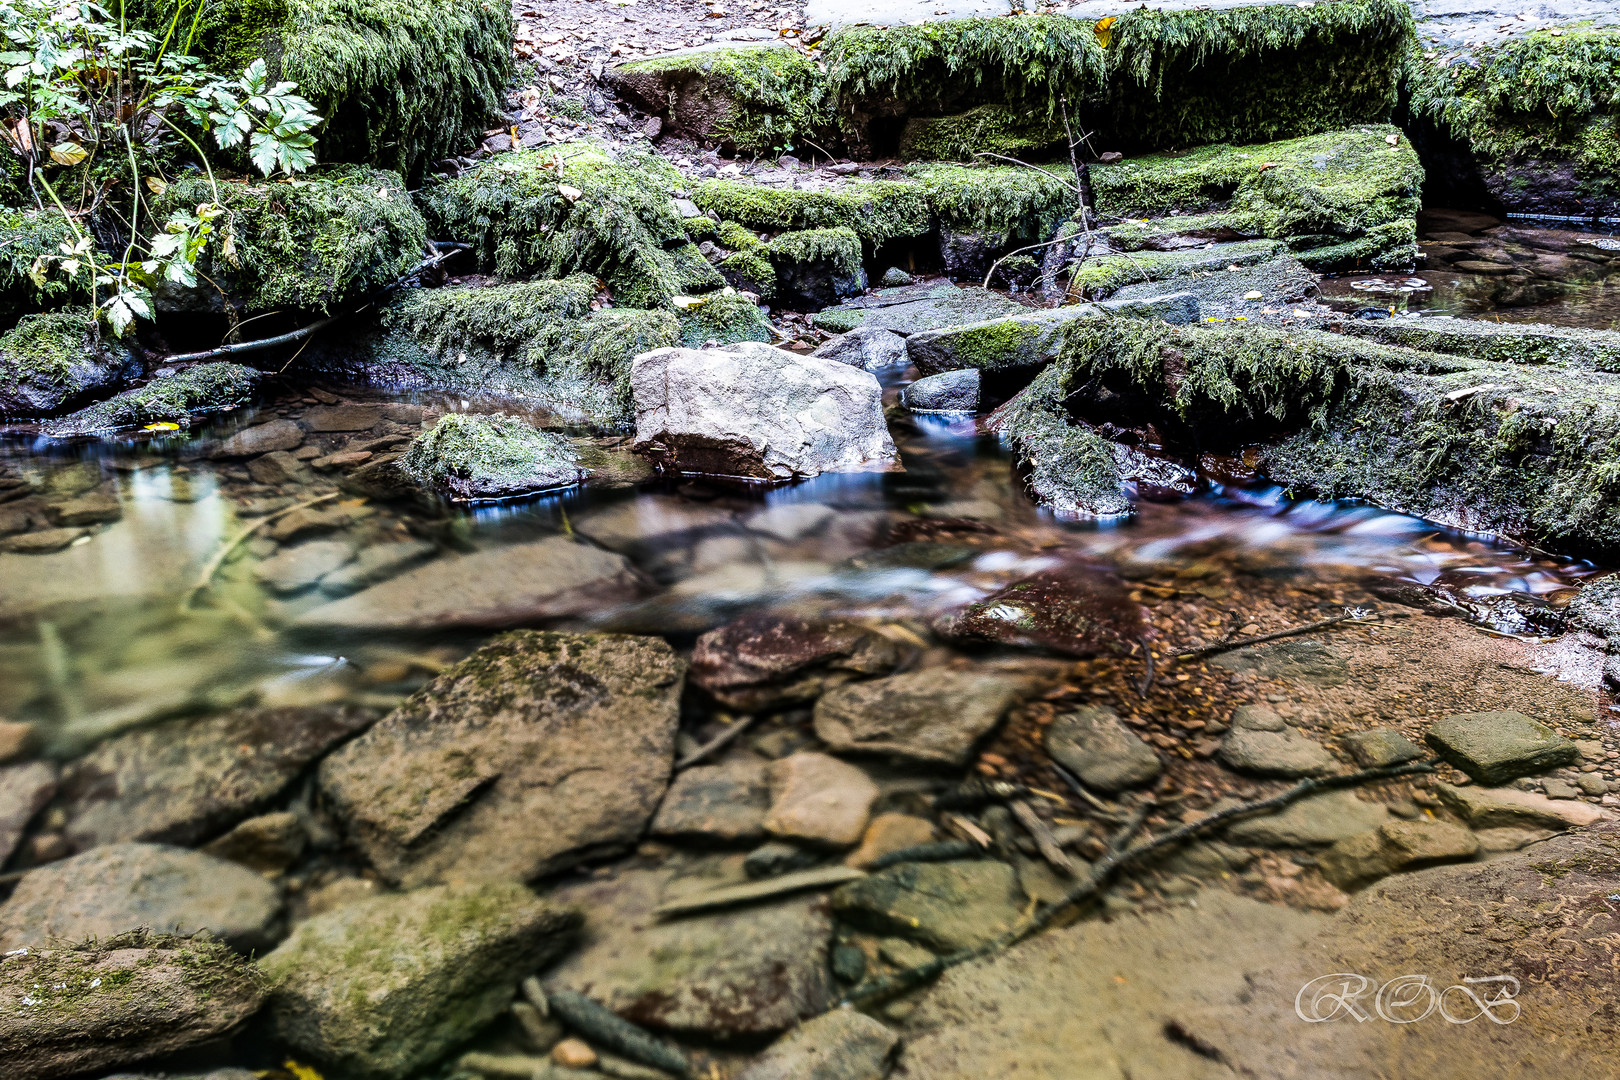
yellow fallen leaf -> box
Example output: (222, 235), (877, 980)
(670, 294), (709, 310)
(145, 176), (167, 195)
(557, 184), (583, 202)
(142, 422), (181, 431)
(50, 141), (88, 166)
(1094, 15), (1115, 47)
(283, 1061), (326, 1080)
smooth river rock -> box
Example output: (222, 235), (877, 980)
(320, 631), (684, 886)
(764, 752), (880, 847)
(1316, 819), (1480, 890)
(1045, 705), (1162, 793)
(831, 860), (1022, 952)
(812, 669), (1023, 766)
(0, 761), (56, 866)
(1424, 710), (1578, 784)
(651, 759), (771, 842)
(736, 1009), (899, 1080)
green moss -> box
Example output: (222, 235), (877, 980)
(1068, 238), (1285, 300)
(906, 161), (1075, 238)
(400, 411), (581, 499)
(0, 310), (99, 409)
(1102, 0), (1413, 149)
(0, 208), (81, 326)
(152, 166), (425, 316)
(378, 276), (597, 355)
(419, 143), (717, 308)
(993, 363), (1131, 518)
(716, 221), (764, 251)
(678, 290), (773, 347)
(898, 103), (1064, 162)
(615, 46), (834, 156)
(719, 248), (776, 296)
(810, 308), (863, 334)
(769, 227), (863, 278)
(1337, 315), (1620, 373)
(43, 362), (260, 435)
(691, 178), (930, 243)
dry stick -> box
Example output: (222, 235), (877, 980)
(1173, 609), (1408, 663)
(180, 491), (341, 612)
(838, 760), (1435, 1007)
(972, 151), (1084, 193)
(1010, 799), (1077, 877)
(674, 712), (762, 771)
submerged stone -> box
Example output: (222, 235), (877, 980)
(736, 1009), (899, 1080)
(904, 368), (980, 413)
(1434, 781), (1608, 830)
(764, 751), (880, 847)
(399, 412), (585, 501)
(651, 759), (771, 842)
(813, 669), (1024, 767)
(0, 311), (136, 420)
(1224, 790), (1391, 848)
(261, 881), (580, 1080)
(319, 631), (684, 886)
(1425, 711), (1577, 785)
(690, 613), (901, 711)
(936, 565), (1148, 656)
(0, 762), (57, 868)
(831, 859), (1022, 952)
(43, 363), (260, 436)
(1045, 705), (1161, 793)
(1317, 819), (1480, 890)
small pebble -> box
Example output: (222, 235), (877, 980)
(552, 1037), (598, 1068)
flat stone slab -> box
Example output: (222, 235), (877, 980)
(651, 759), (771, 842)
(811, 283), (1023, 337)
(812, 669), (1023, 766)
(1425, 710), (1577, 784)
(1316, 819), (1480, 890)
(1435, 782), (1609, 830)
(1045, 705), (1161, 793)
(831, 859), (1022, 952)
(1218, 726), (1336, 778)
(1223, 790), (1391, 847)
(1343, 728), (1427, 768)
(736, 1009), (899, 1080)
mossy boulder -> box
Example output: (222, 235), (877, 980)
(328, 278), (678, 427)
(151, 167), (426, 317)
(608, 43), (834, 157)
(908, 305), (1098, 377)
(898, 104), (1065, 162)
(119, 0), (511, 183)
(0, 208), (81, 327)
(693, 177), (930, 244)
(0, 310), (137, 419)
(1407, 25), (1620, 216)
(0, 930), (267, 1080)
(678, 290), (775, 347)
(1336, 315), (1620, 373)
(989, 367), (1131, 519)
(419, 143), (722, 307)
(260, 880), (581, 1079)
(42, 363), (260, 436)
(715, 224), (865, 308)
(400, 412), (585, 501)
(1091, 125), (1423, 271)
(1068, 239), (1315, 311)
(907, 161), (1076, 279)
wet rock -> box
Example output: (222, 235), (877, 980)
(0, 761), (56, 866)
(903, 369), (979, 413)
(987, 379), (1132, 519)
(543, 864), (832, 1038)
(1209, 638), (1349, 686)
(57, 705), (375, 850)
(1223, 790), (1391, 847)
(1096, 290), (1201, 324)
(831, 860), (1022, 952)
(811, 327), (908, 372)
(575, 496), (737, 554)
(317, 539), (438, 596)
(811, 283), (1023, 337)
(880, 268), (913, 287)
(42, 363), (259, 436)
(254, 539), (355, 595)
(0, 931), (265, 1080)
(1474, 825), (1558, 853)
(1434, 781), (1608, 830)
(736, 1009), (899, 1080)
(0, 843), (283, 953)
(45, 490), (120, 527)
(690, 614), (901, 712)
(0, 527), (85, 554)
(213, 419), (304, 457)
(552, 1038), (597, 1068)
(1569, 574), (1620, 641)
(935, 566), (1147, 657)
(262, 881), (580, 1080)
(201, 811), (307, 874)
(1217, 725), (1336, 778)
(0, 311), (137, 419)
(1230, 704), (1286, 732)
(294, 538), (645, 632)
(303, 404), (383, 432)
(1425, 710), (1577, 784)
(906, 305), (1097, 377)
(320, 632), (683, 887)
(1316, 819), (1480, 890)
(745, 502), (837, 542)
(812, 669), (1023, 767)
(1044, 705), (1162, 793)
(400, 413), (586, 501)
(651, 759), (770, 843)
(764, 752), (879, 848)
(846, 812), (937, 869)
(0, 721), (34, 763)
(245, 450), (311, 486)
(1341, 727), (1427, 768)
(631, 343), (898, 482)
(745, 840), (823, 880)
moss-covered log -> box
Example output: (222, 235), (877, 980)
(150, 166), (426, 317)
(419, 144), (722, 308)
(1091, 125), (1422, 271)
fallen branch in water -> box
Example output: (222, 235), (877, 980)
(159, 243), (469, 364)
(837, 759), (1435, 1007)
(180, 491), (341, 611)
(673, 711), (761, 771)
(1173, 608), (1410, 663)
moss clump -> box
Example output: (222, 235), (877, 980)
(152, 166), (425, 316)
(0, 309), (137, 418)
(1091, 125), (1422, 271)
(44, 362), (261, 435)
(400, 411), (583, 500)
(0, 208), (81, 326)
(679, 290), (773, 347)
(907, 161), (1076, 238)
(378, 276), (597, 357)
(1069, 238), (1286, 300)
(1407, 27), (1620, 213)
(991, 363), (1131, 519)
(691, 178), (930, 244)
(420, 143), (720, 308)
(769, 227), (864, 278)
(898, 104), (1064, 162)
(1102, 0), (1413, 150)
(611, 45), (834, 156)
(719, 248), (776, 296)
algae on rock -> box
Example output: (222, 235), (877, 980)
(44, 362), (261, 435)
(0, 310), (137, 420)
(400, 412), (585, 501)
(678, 290), (775, 347)
(989, 364), (1131, 519)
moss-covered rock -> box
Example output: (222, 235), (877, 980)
(989, 366), (1131, 519)
(42, 362), (260, 435)
(908, 305), (1098, 376)
(260, 880), (581, 1079)
(0, 208), (81, 327)
(678, 290), (774, 347)
(1407, 26), (1620, 216)
(325, 279), (679, 427)
(400, 412), (585, 500)
(898, 103), (1065, 162)
(121, 0), (510, 183)
(1337, 315), (1620, 373)
(1091, 125), (1422, 271)
(151, 166), (426, 317)
(768, 227), (867, 309)
(0, 929), (266, 1080)
(693, 177), (930, 244)
(608, 43), (834, 157)
(419, 144), (721, 307)
(1068, 238), (1305, 302)
(0, 310), (137, 419)
(909, 161), (1077, 278)
(1035, 316), (1620, 552)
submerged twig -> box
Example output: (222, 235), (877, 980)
(1173, 608), (1408, 662)
(1011, 799), (1077, 877)
(180, 491), (341, 611)
(838, 760), (1435, 1007)
(673, 712), (761, 771)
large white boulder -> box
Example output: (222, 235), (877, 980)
(631, 342), (899, 481)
